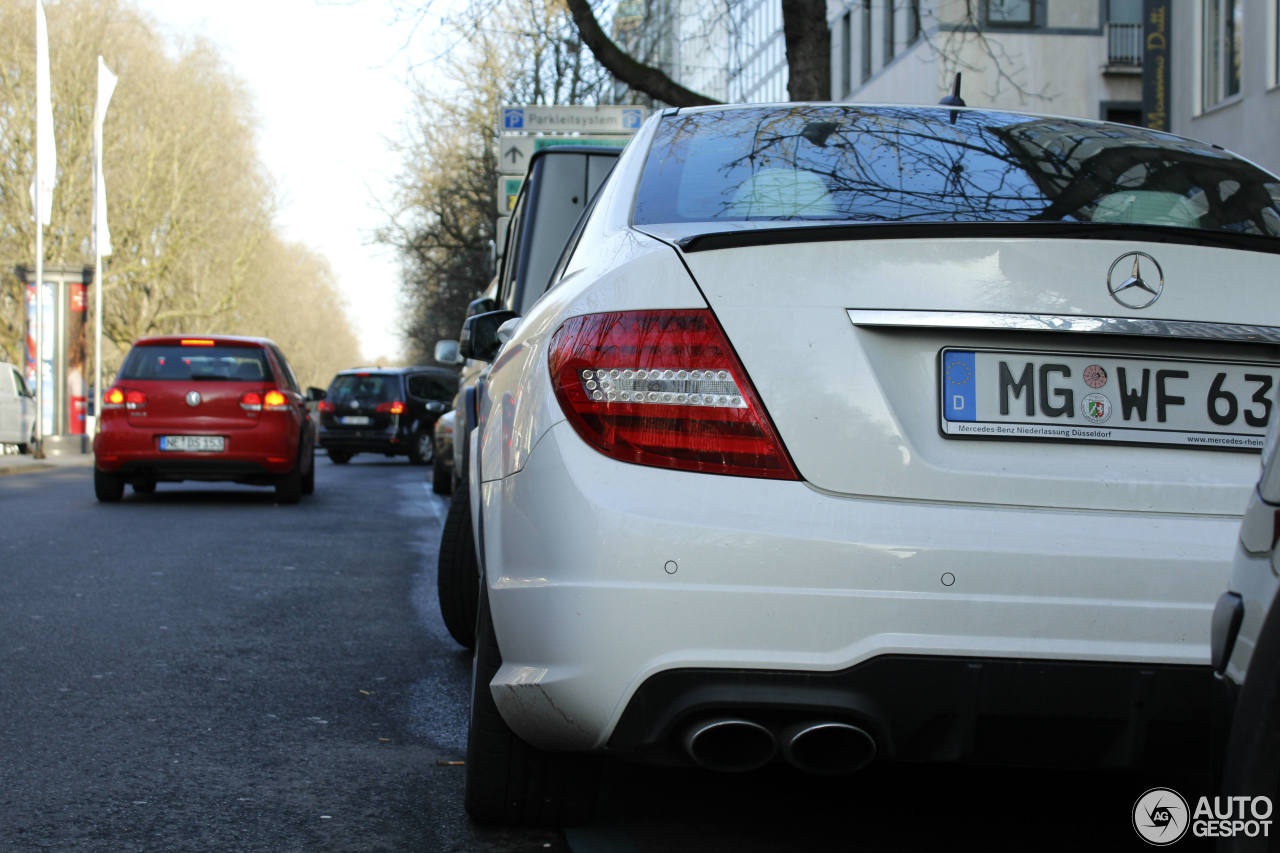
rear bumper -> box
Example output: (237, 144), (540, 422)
(608, 656), (1218, 770)
(93, 424), (297, 479)
(318, 427), (405, 455)
(481, 423), (1240, 755)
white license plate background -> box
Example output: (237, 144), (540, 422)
(940, 348), (1280, 450)
(339, 416), (370, 426)
(160, 435), (225, 452)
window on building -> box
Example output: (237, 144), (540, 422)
(841, 10), (852, 97)
(1202, 0), (1243, 109)
(861, 1), (872, 82)
(884, 0), (896, 63)
(907, 0), (922, 44)
(985, 0), (1035, 26)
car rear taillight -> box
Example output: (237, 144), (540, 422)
(548, 310), (798, 480)
(263, 390), (288, 411)
(240, 391), (263, 412)
(318, 401), (335, 413)
(102, 386), (147, 411)
(376, 401), (405, 415)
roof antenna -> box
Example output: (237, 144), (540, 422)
(939, 72), (966, 107)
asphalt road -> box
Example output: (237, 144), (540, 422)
(0, 455), (559, 852)
(0, 455), (1220, 852)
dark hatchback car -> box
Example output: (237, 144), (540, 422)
(317, 366), (457, 465)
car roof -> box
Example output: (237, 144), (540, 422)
(132, 335), (275, 348)
(335, 366), (457, 376)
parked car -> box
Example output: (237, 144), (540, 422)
(92, 335), (318, 503)
(316, 366), (456, 465)
(432, 409), (455, 495)
(0, 361), (37, 452)
(435, 145), (621, 648)
(458, 103), (1280, 825)
(1216, 409), (1280, 832)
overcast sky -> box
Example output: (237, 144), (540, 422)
(135, 0), (455, 363)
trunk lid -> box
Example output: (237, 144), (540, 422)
(673, 233), (1280, 515)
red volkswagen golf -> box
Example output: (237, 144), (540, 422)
(93, 336), (317, 503)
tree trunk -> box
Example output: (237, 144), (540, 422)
(782, 0), (831, 101)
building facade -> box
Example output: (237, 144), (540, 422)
(831, 0), (1280, 173)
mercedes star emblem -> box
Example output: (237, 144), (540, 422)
(1106, 251), (1164, 309)
(186, 391), (201, 407)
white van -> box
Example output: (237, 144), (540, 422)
(0, 362), (37, 452)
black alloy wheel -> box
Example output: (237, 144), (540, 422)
(409, 425), (433, 465)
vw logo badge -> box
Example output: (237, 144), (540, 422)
(1107, 251), (1164, 309)
(185, 391), (201, 407)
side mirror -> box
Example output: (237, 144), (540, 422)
(459, 310), (519, 362)
(467, 296), (498, 317)
(434, 339), (462, 366)
(306, 387), (326, 402)
(426, 400), (447, 414)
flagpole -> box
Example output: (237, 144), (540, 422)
(92, 55), (116, 437)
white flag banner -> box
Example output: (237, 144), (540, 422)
(93, 55), (117, 257)
(32, 0), (56, 227)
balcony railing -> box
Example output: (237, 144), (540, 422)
(1107, 22), (1143, 67)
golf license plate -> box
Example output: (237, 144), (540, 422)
(340, 416), (370, 426)
(940, 348), (1280, 450)
(159, 435), (225, 452)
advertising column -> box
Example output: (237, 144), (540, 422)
(19, 265), (92, 454)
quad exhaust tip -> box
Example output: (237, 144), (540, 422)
(780, 721), (877, 775)
(682, 718), (777, 773)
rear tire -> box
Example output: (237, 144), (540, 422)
(327, 449), (352, 465)
(94, 468), (124, 502)
(409, 426), (433, 465)
(301, 449), (316, 495)
(437, 489), (479, 649)
(432, 453), (451, 495)
(275, 464), (302, 504)
(464, 586), (598, 826)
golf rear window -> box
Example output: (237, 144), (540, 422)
(120, 346), (270, 381)
(634, 106), (1280, 238)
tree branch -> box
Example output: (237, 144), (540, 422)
(563, 0), (720, 107)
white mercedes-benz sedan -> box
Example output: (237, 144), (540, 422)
(460, 103), (1280, 825)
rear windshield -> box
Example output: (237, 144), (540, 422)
(634, 106), (1280, 238)
(327, 374), (398, 405)
(120, 345), (270, 381)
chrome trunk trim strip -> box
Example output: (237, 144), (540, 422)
(847, 309), (1280, 344)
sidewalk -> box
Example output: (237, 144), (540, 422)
(0, 449), (94, 476)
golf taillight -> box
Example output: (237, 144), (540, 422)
(103, 386), (147, 411)
(548, 310), (798, 480)
(263, 390), (288, 411)
(376, 401), (405, 415)
(318, 401), (335, 413)
(240, 391), (263, 412)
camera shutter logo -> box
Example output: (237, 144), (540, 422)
(1134, 787), (1190, 845)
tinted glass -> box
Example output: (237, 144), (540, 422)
(327, 374), (398, 405)
(406, 373), (457, 400)
(634, 106), (1280, 238)
(120, 346), (269, 381)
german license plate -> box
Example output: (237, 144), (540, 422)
(159, 435), (225, 452)
(940, 348), (1280, 450)
(340, 416), (370, 426)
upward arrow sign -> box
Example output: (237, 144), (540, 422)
(504, 146), (524, 164)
